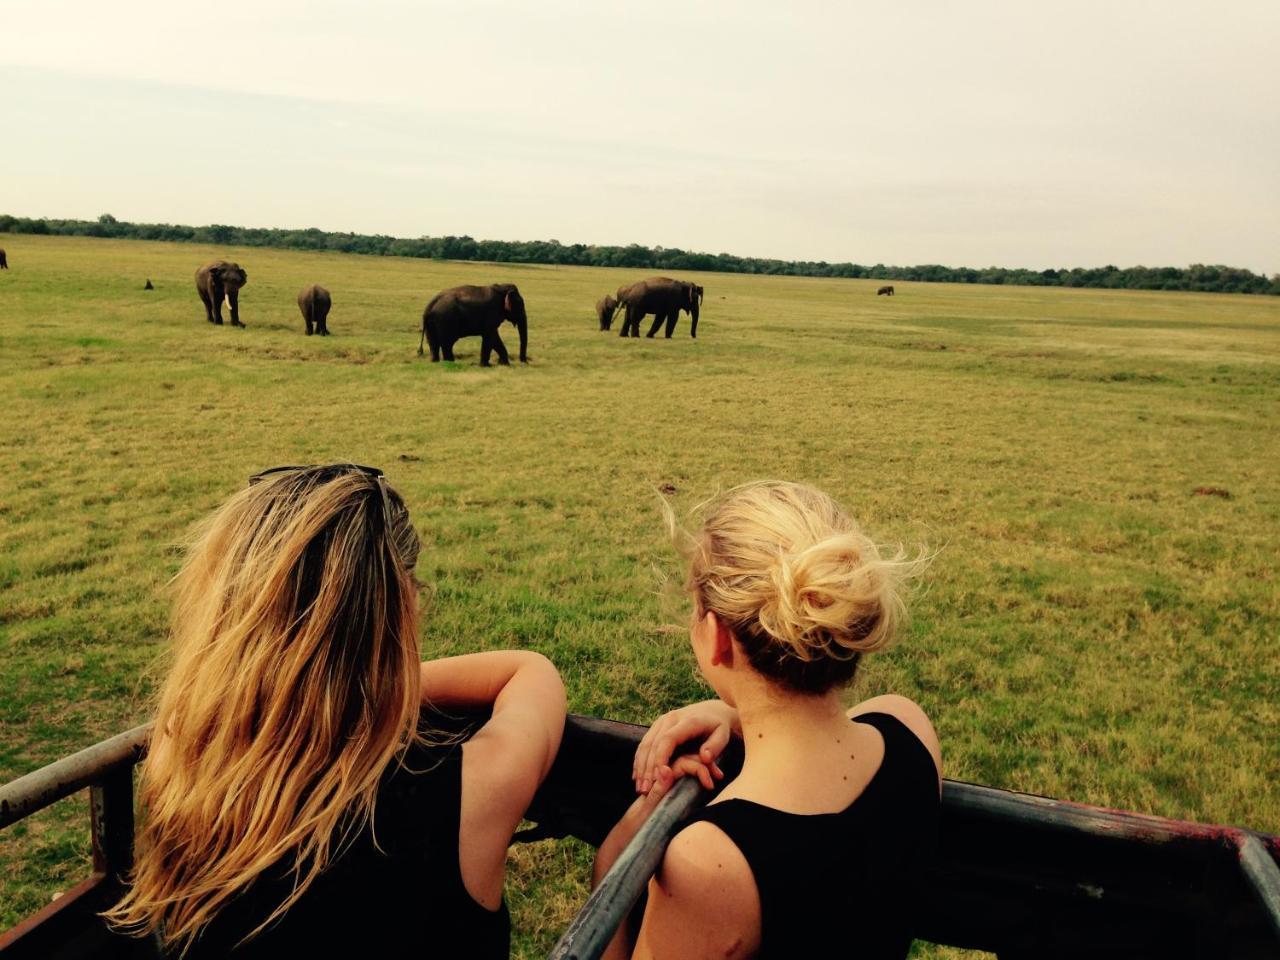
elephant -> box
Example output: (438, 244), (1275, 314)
(0, 248), (7, 269)
(877, 285), (895, 296)
(418, 283), (528, 366)
(596, 294), (620, 331)
(144, 279), (154, 290)
(298, 284), (332, 336)
(615, 277), (703, 338)
(195, 260), (248, 326)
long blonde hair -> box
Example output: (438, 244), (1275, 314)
(106, 467), (423, 951)
(672, 481), (925, 693)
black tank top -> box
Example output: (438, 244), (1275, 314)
(681, 712), (939, 959)
(182, 739), (510, 958)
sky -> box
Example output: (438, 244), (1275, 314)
(3, 1), (1277, 273)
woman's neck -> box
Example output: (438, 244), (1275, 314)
(733, 683), (848, 759)
(716, 680), (873, 811)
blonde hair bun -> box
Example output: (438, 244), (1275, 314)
(677, 481), (924, 693)
(761, 532), (906, 662)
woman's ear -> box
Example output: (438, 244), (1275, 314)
(707, 611), (736, 668)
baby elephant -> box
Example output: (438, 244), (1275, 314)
(298, 284), (332, 336)
(596, 294), (619, 331)
(0, 248), (8, 269)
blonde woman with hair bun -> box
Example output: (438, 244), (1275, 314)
(594, 481), (941, 960)
(105, 464), (566, 958)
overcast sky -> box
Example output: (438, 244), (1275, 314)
(3, 1), (1277, 272)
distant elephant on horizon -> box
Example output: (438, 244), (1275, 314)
(195, 260), (248, 326)
(877, 285), (895, 296)
(596, 294), (620, 331)
(0, 248), (7, 269)
(419, 283), (528, 366)
(615, 277), (704, 338)
(298, 284), (332, 336)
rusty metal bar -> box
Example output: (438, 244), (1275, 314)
(1237, 834), (1280, 941)
(0, 874), (107, 952)
(942, 778), (1271, 850)
(547, 776), (705, 960)
(0, 724), (151, 829)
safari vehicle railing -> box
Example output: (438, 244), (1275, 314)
(3, 717), (1279, 960)
(0, 723), (150, 958)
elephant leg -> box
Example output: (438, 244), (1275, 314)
(480, 335), (493, 367)
(491, 331), (511, 366)
(646, 314), (665, 338)
(442, 339), (457, 362)
(664, 312), (678, 338)
(228, 292), (244, 327)
(305, 313), (314, 336)
(199, 290), (216, 324)
(319, 313), (330, 336)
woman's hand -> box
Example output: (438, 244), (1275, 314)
(633, 700), (741, 794)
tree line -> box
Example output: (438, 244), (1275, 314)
(3, 213), (1277, 296)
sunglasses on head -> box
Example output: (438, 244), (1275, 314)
(249, 463), (392, 528)
(248, 463), (385, 487)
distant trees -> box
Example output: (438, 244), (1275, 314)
(1, 213), (1276, 296)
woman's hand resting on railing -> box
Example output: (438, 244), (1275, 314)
(632, 700), (741, 795)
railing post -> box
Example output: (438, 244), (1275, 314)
(90, 763), (135, 883)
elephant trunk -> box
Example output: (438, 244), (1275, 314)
(516, 318), (529, 362)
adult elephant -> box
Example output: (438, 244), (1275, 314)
(298, 284), (332, 336)
(195, 260), (248, 326)
(616, 277), (703, 339)
(596, 294), (620, 331)
(418, 283), (528, 366)
(877, 285), (895, 296)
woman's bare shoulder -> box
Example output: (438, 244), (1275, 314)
(636, 821), (760, 959)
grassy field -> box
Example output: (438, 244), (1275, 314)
(1, 233), (1278, 955)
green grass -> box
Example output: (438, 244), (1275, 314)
(2, 234), (1278, 956)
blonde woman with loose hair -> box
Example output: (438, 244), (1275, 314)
(106, 464), (566, 957)
(595, 481), (941, 960)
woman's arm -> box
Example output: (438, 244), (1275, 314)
(421, 651), (561, 710)
(430, 652), (566, 910)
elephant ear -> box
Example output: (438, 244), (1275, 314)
(503, 291), (513, 313)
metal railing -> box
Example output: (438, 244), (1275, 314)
(0, 723), (151, 955)
(3, 718), (1279, 959)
